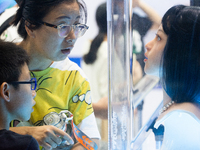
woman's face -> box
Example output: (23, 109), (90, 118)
(31, 1), (81, 62)
(144, 25), (168, 77)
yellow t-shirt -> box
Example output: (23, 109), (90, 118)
(10, 58), (100, 144)
(30, 58), (93, 126)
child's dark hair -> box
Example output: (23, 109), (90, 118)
(0, 40), (29, 89)
(83, 2), (107, 64)
(161, 5), (200, 103)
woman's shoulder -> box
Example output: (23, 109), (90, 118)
(155, 108), (200, 149)
(155, 109), (200, 129)
(97, 41), (108, 58)
(157, 102), (200, 121)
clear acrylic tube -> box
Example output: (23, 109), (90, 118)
(107, 0), (133, 149)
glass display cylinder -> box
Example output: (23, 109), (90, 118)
(107, 0), (133, 149)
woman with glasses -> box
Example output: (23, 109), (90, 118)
(0, 40), (39, 149)
(9, 0), (100, 149)
(145, 5), (200, 149)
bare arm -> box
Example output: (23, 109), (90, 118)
(92, 97), (108, 119)
(133, 0), (161, 29)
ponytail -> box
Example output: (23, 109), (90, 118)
(12, 0), (26, 26)
(83, 2), (107, 64)
(11, 0), (27, 39)
(83, 32), (105, 64)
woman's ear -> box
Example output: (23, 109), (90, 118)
(0, 82), (11, 102)
(24, 20), (36, 38)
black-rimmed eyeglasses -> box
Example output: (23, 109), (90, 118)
(38, 21), (89, 38)
(8, 78), (37, 90)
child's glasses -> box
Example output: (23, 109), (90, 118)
(8, 78), (37, 90)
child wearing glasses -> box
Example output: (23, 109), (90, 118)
(0, 40), (39, 149)
(9, 0), (100, 150)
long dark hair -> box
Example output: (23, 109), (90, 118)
(161, 5), (200, 103)
(83, 2), (107, 64)
(12, 0), (87, 39)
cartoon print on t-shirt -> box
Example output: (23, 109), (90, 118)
(72, 91), (91, 105)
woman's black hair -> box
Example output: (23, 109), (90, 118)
(161, 5), (200, 103)
(83, 2), (107, 64)
(12, 0), (87, 39)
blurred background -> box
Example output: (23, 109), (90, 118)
(69, 0), (190, 67)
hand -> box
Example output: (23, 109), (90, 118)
(29, 125), (74, 150)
